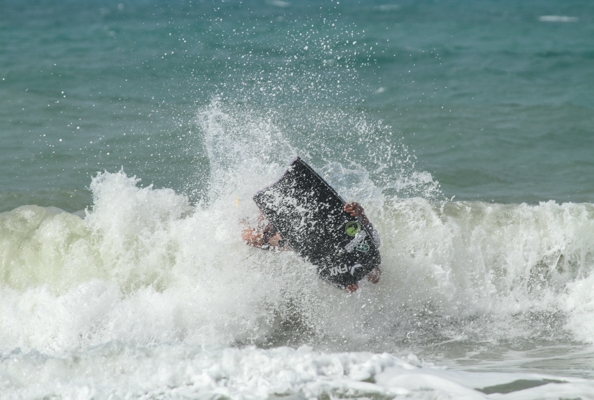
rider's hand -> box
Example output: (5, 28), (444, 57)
(366, 267), (381, 284)
(344, 202), (364, 217)
(345, 283), (359, 293)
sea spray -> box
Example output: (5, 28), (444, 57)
(3, 124), (594, 358)
(0, 171), (289, 354)
(0, 154), (592, 366)
(2, 120), (594, 396)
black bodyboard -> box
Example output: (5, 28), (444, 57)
(253, 157), (381, 288)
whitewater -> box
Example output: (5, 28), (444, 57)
(1, 102), (594, 399)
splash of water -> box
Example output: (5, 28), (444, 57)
(2, 100), (594, 359)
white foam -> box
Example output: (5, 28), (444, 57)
(1, 345), (592, 399)
(2, 159), (594, 356)
(539, 15), (578, 23)
(0, 168), (344, 355)
(3, 102), (594, 397)
(267, 0), (291, 8)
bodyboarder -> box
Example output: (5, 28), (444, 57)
(242, 201), (381, 293)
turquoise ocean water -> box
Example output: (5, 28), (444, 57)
(2, 1), (594, 398)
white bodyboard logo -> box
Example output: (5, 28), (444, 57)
(328, 263), (363, 277)
(345, 231), (367, 253)
(349, 263), (362, 276)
